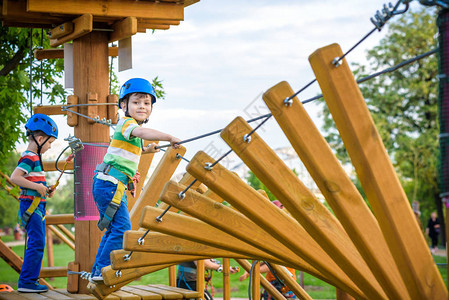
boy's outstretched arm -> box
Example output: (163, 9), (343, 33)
(10, 168), (48, 198)
(132, 127), (181, 148)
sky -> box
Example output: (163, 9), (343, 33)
(22, 0), (423, 177)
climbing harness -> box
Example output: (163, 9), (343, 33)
(20, 196), (44, 226)
(94, 162), (132, 231)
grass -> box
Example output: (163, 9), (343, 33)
(0, 234), (447, 299)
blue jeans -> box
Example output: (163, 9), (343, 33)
(19, 201), (46, 286)
(91, 175), (131, 275)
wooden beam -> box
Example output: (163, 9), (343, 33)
(262, 81), (409, 300)
(45, 214), (75, 225)
(137, 24), (170, 31)
(110, 249), (208, 270)
(33, 105), (66, 116)
(126, 141), (158, 210)
(102, 264), (169, 286)
(50, 21), (74, 40)
(27, 0), (184, 20)
(2, 0), (66, 26)
(137, 19), (181, 26)
(129, 146), (186, 230)
(48, 225), (75, 250)
(42, 160), (74, 172)
(50, 14), (93, 48)
(220, 119), (385, 299)
(124, 232), (249, 259)
(34, 47), (118, 60)
(109, 17), (137, 42)
(39, 266), (68, 278)
(271, 264), (312, 300)
(309, 43), (447, 299)
(186, 151), (366, 299)
(160, 180), (324, 279)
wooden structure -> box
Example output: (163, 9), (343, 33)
(1, 1), (447, 299)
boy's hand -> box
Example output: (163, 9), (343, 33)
(35, 184), (48, 198)
(170, 137), (182, 149)
(47, 187), (56, 198)
(142, 143), (160, 154)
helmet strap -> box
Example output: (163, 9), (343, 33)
(30, 134), (50, 171)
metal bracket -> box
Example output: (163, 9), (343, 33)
(243, 134), (251, 143)
(204, 162), (213, 171)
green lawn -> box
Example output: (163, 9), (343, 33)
(0, 234), (447, 299)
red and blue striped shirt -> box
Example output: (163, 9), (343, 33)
(16, 151), (47, 202)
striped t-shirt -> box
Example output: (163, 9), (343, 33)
(16, 150), (47, 202)
(103, 117), (142, 178)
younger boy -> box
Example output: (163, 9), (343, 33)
(10, 113), (58, 293)
(90, 78), (181, 282)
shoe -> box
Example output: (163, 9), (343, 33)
(88, 273), (104, 284)
(18, 282), (48, 293)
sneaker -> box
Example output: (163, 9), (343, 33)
(88, 272), (104, 283)
(18, 282), (48, 293)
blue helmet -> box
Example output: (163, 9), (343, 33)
(25, 113), (58, 139)
(118, 78), (157, 108)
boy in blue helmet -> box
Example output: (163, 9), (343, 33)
(10, 113), (58, 293)
(90, 78), (181, 282)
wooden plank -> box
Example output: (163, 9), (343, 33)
(309, 43), (447, 299)
(150, 284), (201, 298)
(122, 286), (162, 300)
(2, 0), (66, 26)
(160, 181), (325, 279)
(132, 286), (182, 300)
(110, 17), (137, 42)
(137, 19), (181, 26)
(168, 265), (177, 287)
(262, 81), (410, 300)
(196, 260), (204, 299)
(42, 160), (74, 172)
(110, 290), (140, 300)
(138, 208), (292, 267)
(137, 24), (170, 31)
(42, 290), (74, 300)
(45, 214), (75, 225)
(126, 141), (158, 210)
(123, 231), (249, 259)
(129, 146), (186, 230)
(220, 119), (385, 299)
(110, 250), (207, 270)
(252, 261), (260, 300)
(87, 280), (132, 299)
(67, 262), (80, 293)
(56, 289), (97, 299)
(186, 152), (366, 299)
(50, 21), (74, 40)
(50, 14), (93, 48)
(33, 105), (66, 116)
(235, 259), (284, 300)
(102, 264), (169, 286)
(27, 0), (184, 20)
(0, 291), (29, 300)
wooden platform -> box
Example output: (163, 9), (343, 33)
(0, 285), (201, 300)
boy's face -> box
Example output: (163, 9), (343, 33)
(123, 93), (153, 122)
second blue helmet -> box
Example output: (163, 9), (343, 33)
(118, 78), (157, 108)
(25, 114), (58, 139)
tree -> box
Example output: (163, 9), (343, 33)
(321, 7), (441, 238)
(0, 26), (65, 169)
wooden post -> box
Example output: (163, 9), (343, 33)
(222, 258), (231, 300)
(337, 289), (356, 300)
(196, 260), (205, 300)
(263, 81), (409, 300)
(73, 30), (109, 294)
(169, 265), (177, 287)
(252, 261), (260, 300)
(46, 226), (54, 281)
(309, 43), (447, 299)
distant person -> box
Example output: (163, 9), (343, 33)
(10, 114), (58, 293)
(426, 211), (441, 254)
(89, 78), (181, 283)
(177, 259), (238, 300)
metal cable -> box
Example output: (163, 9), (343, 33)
(29, 28), (33, 116)
(61, 107), (116, 129)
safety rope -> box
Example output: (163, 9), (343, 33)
(61, 106), (116, 129)
(67, 270), (91, 280)
(29, 28), (33, 117)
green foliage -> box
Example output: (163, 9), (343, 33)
(0, 26), (66, 169)
(152, 76), (166, 100)
(321, 8), (439, 213)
